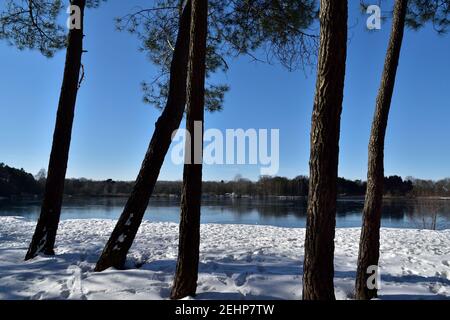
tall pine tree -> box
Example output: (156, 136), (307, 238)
(356, 0), (449, 300)
(1, 0), (105, 259)
(170, 0), (208, 300)
(302, 0), (348, 300)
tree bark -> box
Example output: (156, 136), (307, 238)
(171, 0), (207, 300)
(355, 0), (408, 300)
(25, 0), (86, 260)
(302, 0), (348, 300)
(94, 0), (192, 272)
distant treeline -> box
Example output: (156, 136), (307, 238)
(407, 177), (450, 197)
(2, 163), (449, 199)
(0, 163), (41, 197)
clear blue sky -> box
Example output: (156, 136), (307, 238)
(0, 1), (449, 182)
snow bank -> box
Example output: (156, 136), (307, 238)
(0, 217), (449, 300)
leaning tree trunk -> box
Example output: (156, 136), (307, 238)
(171, 0), (207, 300)
(94, 1), (192, 272)
(25, 0), (86, 260)
(355, 0), (408, 300)
(302, 0), (348, 300)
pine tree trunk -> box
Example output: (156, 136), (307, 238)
(94, 1), (192, 272)
(25, 0), (86, 261)
(302, 0), (348, 300)
(171, 0), (207, 300)
(355, 0), (407, 300)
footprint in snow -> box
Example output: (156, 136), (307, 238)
(30, 291), (46, 300)
(234, 272), (248, 287)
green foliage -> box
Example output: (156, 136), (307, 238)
(407, 0), (450, 33)
(361, 0), (450, 33)
(116, 0), (318, 112)
(0, 0), (66, 57)
(217, 0), (319, 71)
(117, 0), (231, 112)
(0, 0), (106, 57)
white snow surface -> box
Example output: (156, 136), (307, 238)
(0, 216), (449, 300)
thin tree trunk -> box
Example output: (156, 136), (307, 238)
(171, 0), (207, 300)
(355, 0), (408, 300)
(25, 0), (86, 260)
(302, 0), (348, 300)
(94, 1), (192, 272)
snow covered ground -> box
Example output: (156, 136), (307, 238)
(0, 216), (449, 300)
